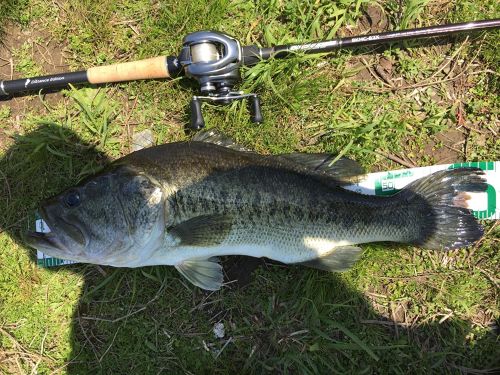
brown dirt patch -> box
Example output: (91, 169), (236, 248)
(339, 4), (389, 37)
(0, 22), (68, 150)
(422, 127), (465, 164)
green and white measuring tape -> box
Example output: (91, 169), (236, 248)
(35, 161), (499, 268)
(343, 161), (499, 220)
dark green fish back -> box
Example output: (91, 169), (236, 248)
(118, 141), (485, 251)
(123, 143), (384, 246)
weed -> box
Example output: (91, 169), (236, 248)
(0, 106), (11, 121)
(11, 41), (43, 77)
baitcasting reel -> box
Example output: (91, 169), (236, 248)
(178, 31), (262, 130)
(1, 19), (499, 130)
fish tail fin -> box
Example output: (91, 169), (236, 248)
(399, 168), (487, 250)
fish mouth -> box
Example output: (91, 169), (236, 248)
(25, 231), (68, 253)
(25, 208), (86, 254)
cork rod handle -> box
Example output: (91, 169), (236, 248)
(87, 56), (171, 84)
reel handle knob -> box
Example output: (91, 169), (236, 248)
(190, 97), (205, 130)
(248, 95), (263, 124)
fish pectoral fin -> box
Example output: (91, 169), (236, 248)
(300, 246), (363, 272)
(169, 214), (232, 247)
(276, 153), (364, 185)
(175, 257), (223, 291)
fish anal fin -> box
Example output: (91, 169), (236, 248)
(175, 257), (223, 291)
(300, 246), (363, 272)
(169, 214), (232, 247)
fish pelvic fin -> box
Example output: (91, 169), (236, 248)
(299, 246), (363, 272)
(168, 214), (232, 247)
(175, 257), (223, 291)
(400, 168), (487, 250)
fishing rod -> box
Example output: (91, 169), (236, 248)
(1, 18), (499, 129)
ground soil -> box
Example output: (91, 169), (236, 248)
(0, 22), (68, 149)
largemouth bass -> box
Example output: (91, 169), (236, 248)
(26, 130), (486, 290)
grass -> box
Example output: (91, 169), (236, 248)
(10, 41), (44, 77)
(0, 0), (499, 374)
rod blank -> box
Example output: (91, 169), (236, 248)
(243, 19), (500, 64)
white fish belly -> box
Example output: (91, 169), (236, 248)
(160, 224), (372, 265)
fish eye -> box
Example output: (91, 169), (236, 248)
(64, 190), (81, 208)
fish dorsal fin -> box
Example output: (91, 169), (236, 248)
(192, 129), (252, 152)
(169, 214), (233, 247)
(175, 257), (223, 290)
(277, 153), (364, 184)
(193, 129), (364, 183)
(300, 246), (363, 272)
